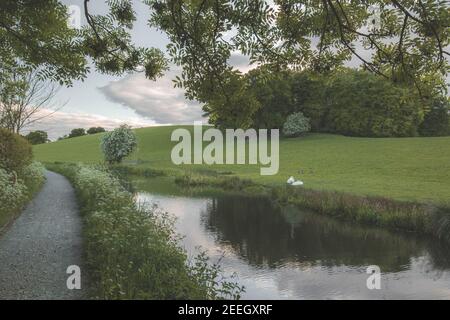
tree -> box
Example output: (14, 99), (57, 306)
(148, 0), (449, 109)
(419, 97), (450, 136)
(68, 128), (86, 138)
(87, 127), (106, 134)
(0, 128), (32, 173)
(25, 130), (49, 145)
(0, 0), (168, 86)
(323, 69), (422, 137)
(247, 67), (295, 129)
(202, 72), (260, 129)
(101, 125), (137, 164)
(0, 67), (59, 133)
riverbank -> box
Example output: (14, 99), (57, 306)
(46, 163), (243, 299)
(113, 165), (450, 245)
(136, 190), (450, 299)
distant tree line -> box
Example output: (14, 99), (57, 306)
(18, 127), (107, 145)
(57, 127), (106, 141)
(207, 66), (449, 138)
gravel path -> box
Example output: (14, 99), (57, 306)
(0, 171), (86, 300)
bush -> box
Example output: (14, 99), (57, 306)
(419, 97), (450, 136)
(324, 70), (422, 137)
(0, 161), (45, 229)
(21, 161), (45, 187)
(0, 168), (27, 217)
(282, 112), (311, 137)
(0, 128), (32, 173)
(101, 125), (137, 164)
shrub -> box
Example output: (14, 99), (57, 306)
(101, 125), (137, 164)
(0, 168), (27, 217)
(0, 128), (32, 173)
(282, 112), (311, 137)
(21, 161), (46, 187)
(0, 161), (45, 229)
(419, 97), (450, 136)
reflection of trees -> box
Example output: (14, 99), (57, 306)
(201, 196), (450, 273)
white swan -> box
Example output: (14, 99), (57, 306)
(287, 176), (304, 186)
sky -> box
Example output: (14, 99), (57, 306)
(26, 0), (210, 139)
(25, 1), (449, 140)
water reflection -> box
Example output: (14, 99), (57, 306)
(138, 192), (450, 299)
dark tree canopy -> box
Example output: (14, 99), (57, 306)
(68, 128), (86, 138)
(25, 130), (49, 145)
(0, 0), (168, 86)
(87, 127), (106, 134)
(148, 0), (449, 103)
(0, 0), (87, 86)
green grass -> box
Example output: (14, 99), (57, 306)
(34, 125), (450, 203)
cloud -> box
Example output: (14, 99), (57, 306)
(228, 52), (257, 73)
(97, 53), (260, 124)
(98, 70), (205, 124)
(23, 108), (155, 140)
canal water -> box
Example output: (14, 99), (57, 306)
(136, 178), (450, 299)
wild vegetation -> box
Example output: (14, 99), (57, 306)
(0, 128), (45, 231)
(1, 0), (449, 300)
(46, 162), (244, 300)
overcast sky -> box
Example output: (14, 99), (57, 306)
(25, 1), (449, 140)
(26, 0), (211, 139)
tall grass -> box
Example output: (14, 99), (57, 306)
(46, 163), (243, 300)
(175, 172), (255, 191)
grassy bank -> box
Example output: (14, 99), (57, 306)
(46, 163), (243, 300)
(35, 125), (450, 244)
(34, 126), (450, 202)
(0, 162), (46, 232)
(165, 170), (450, 243)
(97, 166), (450, 244)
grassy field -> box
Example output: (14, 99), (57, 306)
(34, 125), (450, 203)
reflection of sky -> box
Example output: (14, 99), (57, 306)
(137, 193), (450, 300)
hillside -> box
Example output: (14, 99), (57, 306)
(34, 125), (450, 203)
